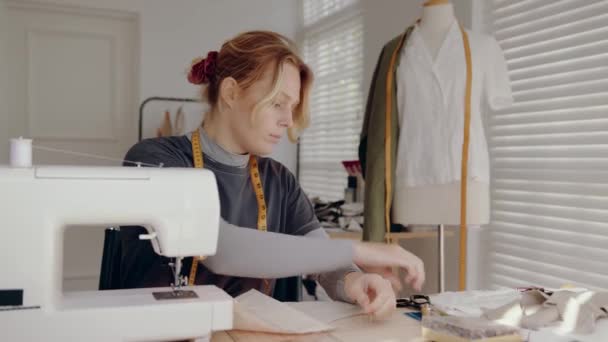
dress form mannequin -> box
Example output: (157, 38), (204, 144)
(418, 1), (457, 61)
(395, 0), (490, 227)
(392, 0), (502, 292)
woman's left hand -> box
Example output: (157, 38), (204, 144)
(343, 272), (396, 320)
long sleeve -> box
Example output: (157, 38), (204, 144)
(202, 219), (355, 279)
(305, 228), (359, 303)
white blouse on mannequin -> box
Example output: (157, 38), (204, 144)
(395, 21), (513, 189)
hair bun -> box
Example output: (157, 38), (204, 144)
(187, 51), (218, 85)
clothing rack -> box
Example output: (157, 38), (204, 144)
(138, 96), (200, 141)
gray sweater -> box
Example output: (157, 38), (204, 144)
(119, 129), (358, 302)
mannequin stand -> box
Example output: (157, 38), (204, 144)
(438, 224), (445, 293)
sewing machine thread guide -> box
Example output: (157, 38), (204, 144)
(152, 290), (198, 300)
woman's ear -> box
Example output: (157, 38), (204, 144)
(219, 77), (238, 109)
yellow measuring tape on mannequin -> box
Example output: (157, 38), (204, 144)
(188, 128), (270, 293)
(459, 25), (472, 292)
(384, 25), (472, 291)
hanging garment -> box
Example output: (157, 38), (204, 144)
(358, 26), (414, 243)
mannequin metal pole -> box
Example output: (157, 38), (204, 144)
(438, 224), (445, 293)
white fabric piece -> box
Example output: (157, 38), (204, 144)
(429, 288), (522, 317)
(395, 21), (513, 187)
(483, 290), (608, 335)
(233, 289), (333, 334)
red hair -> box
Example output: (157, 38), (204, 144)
(188, 31), (313, 142)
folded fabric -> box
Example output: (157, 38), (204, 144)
(483, 290), (608, 335)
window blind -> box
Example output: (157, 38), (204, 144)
(302, 0), (358, 27)
(299, 0), (363, 201)
(483, 0), (608, 290)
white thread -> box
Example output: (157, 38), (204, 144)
(10, 137), (33, 168)
(31, 145), (163, 168)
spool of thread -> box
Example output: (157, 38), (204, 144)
(10, 137), (33, 168)
(421, 303), (432, 317)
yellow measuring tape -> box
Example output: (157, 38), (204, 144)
(459, 25), (472, 291)
(188, 128), (270, 293)
(384, 25), (472, 291)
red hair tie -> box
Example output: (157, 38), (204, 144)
(187, 51), (218, 85)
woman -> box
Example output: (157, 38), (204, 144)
(120, 31), (424, 320)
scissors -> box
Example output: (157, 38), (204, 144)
(396, 294), (430, 310)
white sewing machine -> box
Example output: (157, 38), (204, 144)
(0, 141), (233, 341)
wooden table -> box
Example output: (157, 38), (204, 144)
(212, 301), (424, 342)
(211, 230), (451, 341)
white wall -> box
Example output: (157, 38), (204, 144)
(1, 0), (299, 172)
(1, 0), (299, 291)
(0, 1), (8, 162)
(360, 0), (476, 294)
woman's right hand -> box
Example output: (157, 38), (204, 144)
(352, 242), (425, 292)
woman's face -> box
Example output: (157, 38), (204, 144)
(226, 62), (301, 156)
